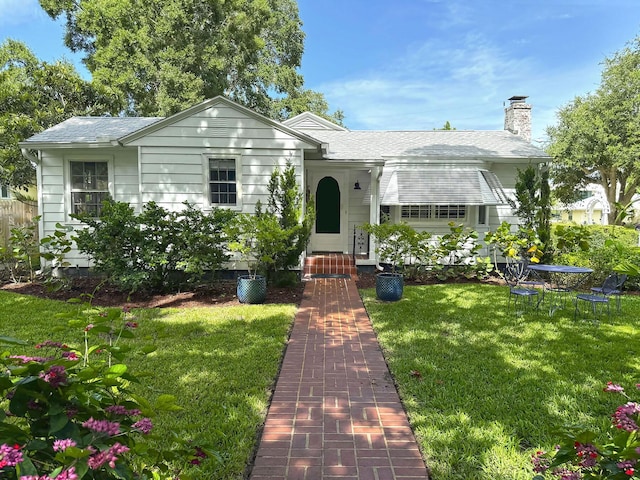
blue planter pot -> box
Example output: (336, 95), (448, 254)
(237, 275), (267, 304)
(376, 273), (403, 301)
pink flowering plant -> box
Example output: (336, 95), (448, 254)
(532, 382), (640, 480)
(0, 305), (215, 479)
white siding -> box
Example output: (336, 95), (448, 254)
(348, 170), (371, 255)
(491, 163), (519, 227)
(129, 104), (310, 214)
(38, 103), (313, 268)
(39, 147), (139, 267)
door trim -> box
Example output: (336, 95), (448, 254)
(309, 170), (348, 253)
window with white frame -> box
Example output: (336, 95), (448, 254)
(434, 204), (466, 219)
(401, 204), (466, 220)
(401, 205), (430, 219)
(208, 158), (238, 206)
(70, 161), (110, 217)
(0, 184), (10, 199)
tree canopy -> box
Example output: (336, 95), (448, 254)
(0, 40), (119, 189)
(38, 0), (342, 122)
(546, 36), (640, 225)
(507, 164), (552, 260)
(1, 1), (343, 189)
(437, 121), (456, 130)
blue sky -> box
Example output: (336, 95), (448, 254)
(1, 0), (639, 143)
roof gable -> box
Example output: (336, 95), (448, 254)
(283, 112), (347, 131)
(119, 96), (322, 148)
(22, 96), (324, 149)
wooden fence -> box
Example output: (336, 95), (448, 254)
(0, 200), (38, 247)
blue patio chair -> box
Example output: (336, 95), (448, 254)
(504, 261), (541, 314)
(590, 273), (627, 313)
(519, 258), (547, 291)
(574, 274), (620, 320)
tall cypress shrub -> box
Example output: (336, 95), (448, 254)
(261, 162), (314, 283)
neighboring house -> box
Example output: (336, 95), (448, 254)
(20, 95), (549, 270)
(552, 185), (609, 225)
(551, 184), (640, 226)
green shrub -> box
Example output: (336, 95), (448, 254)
(170, 202), (235, 283)
(226, 211), (282, 279)
(532, 382), (640, 480)
(73, 201), (234, 292)
(39, 223), (74, 291)
(552, 223), (637, 251)
(587, 224), (638, 247)
(361, 222), (418, 273)
(0, 217), (41, 283)
(363, 222), (492, 280)
(0, 307), (213, 479)
(552, 224), (592, 254)
(552, 224), (640, 289)
(261, 162), (314, 279)
(484, 221), (543, 268)
(271, 270), (299, 287)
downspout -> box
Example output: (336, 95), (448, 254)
(20, 148), (39, 165)
(20, 148), (44, 244)
(369, 166), (383, 264)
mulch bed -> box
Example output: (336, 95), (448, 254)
(0, 276), (305, 309)
(0, 273), (505, 309)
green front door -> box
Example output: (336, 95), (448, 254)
(316, 176), (340, 234)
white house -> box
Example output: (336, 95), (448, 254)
(20, 95), (549, 273)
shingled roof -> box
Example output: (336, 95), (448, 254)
(24, 117), (163, 144)
(296, 129), (548, 160)
(23, 106), (548, 162)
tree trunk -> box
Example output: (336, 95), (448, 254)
(604, 185), (618, 225)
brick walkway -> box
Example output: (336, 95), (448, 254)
(250, 278), (430, 480)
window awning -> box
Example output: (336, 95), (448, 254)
(379, 168), (509, 205)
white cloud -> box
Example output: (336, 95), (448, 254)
(314, 32), (603, 143)
(0, 0), (45, 26)
(319, 34), (535, 130)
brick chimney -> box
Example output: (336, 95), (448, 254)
(504, 95), (531, 142)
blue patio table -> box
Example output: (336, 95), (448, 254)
(527, 264), (594, 315)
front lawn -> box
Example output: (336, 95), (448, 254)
(0, 290), (296, 479)
(361, 283), (640, 480)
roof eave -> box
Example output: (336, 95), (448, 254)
(18, 141), (122, 149)
(382, 154), (550, 162)
(307, 158), (386, 168)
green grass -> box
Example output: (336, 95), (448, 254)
(4, 283), (639, 479)
(0, 290), (296, 479)
(361, 283), (640, 480)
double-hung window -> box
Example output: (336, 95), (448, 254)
(70, 161), (110, 217)
(208, 158), (238, 206)
(0, 184), (10, 199)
